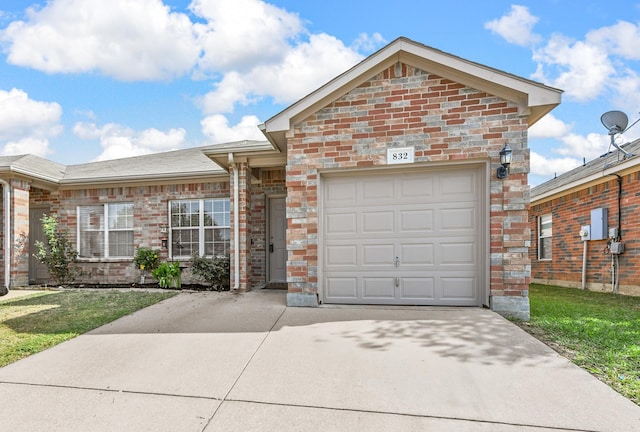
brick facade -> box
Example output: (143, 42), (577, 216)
(285, 63), (530, 308)
(530, 171), (640, 296)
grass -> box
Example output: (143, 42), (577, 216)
(520, 284), (640, 405)
(0, 290), (177, 367)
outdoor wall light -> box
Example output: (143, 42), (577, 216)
(497, 144), (512, 179)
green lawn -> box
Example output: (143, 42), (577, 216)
(521, 284), (640, 405)
(0, 290), (177, 367)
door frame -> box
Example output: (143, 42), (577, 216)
(267, 195), (287, 284)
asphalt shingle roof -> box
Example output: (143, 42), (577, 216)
(531, 139), (640, 199)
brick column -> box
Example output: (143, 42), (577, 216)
(230, 160), (251, 291)
(10, 179), (30, 287)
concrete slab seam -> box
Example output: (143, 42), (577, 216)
(0, 381), (222, 402)
(218, 398), (599, 432)
(199, 304), (289, 432)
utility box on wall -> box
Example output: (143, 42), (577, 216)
(590, 208), (608, 240)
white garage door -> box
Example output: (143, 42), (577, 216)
(322, 166), (484, 306)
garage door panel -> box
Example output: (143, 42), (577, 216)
(399, 243), (434, 266)
(363, 179), (394, 201)
(438, 171), (476, 196)
(400, 174), (435, 199)
(400, 209), (434, 232)
(363, 244), (395, 266)
(325, 212), (357, 235)
(440, 242), (476, 266)
(325, 245), (357, 267)
(362, 278), (396, 299)
(440, 207), (476, 231)
(362, 211), (394, 233)
(401, 278), (435, 299)
(325, 278), (358, 299)
(440, 277), (477, 300)
(325, 181), (357, 205)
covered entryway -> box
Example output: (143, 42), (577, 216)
(321, 165), (485, 305)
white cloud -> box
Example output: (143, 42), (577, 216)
(532, 35), (614, 101)
(351, 32), (386, 52)
(586, 21), (640, 60)
(554, 132), (610, 159)
(201, 33), (364, 113)
(201, 114), (264, 143)
(1, 137), (52, 158)
(530, 151), (582, 178)
(484, 5), (541, 46)
(73, 122), (186, 161)
(0, 88), (61, 156)
(192, 0), (303, 74)
(529, 114), (571, 138)
(1, 0), (199, 81)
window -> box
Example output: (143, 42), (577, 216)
(78, 203), (134, 258)
(538, 213), (552, 260)
(170, 198), (230, 258)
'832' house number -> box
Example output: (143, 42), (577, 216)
(387, 147), (415, 165)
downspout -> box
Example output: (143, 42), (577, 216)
(229, 153), (240, 290)
(0, 180), (10, 293)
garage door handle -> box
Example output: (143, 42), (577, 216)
(394, 257), (400, 268)
(395, 277), (400, 287)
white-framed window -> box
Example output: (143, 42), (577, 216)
(170, 198), (230, 258)
(78, 203), (134, 259)
(538, 213), (552, 260)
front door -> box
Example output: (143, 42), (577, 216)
(29, 207), (50, 284)
(268, 197), (287, 283)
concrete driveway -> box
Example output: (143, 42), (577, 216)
(0, 290), (638, 432)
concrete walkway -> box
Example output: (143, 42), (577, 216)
(0, 290), (638, 431)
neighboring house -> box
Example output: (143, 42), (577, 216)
(0, 37), (561, 319)
(530, 139), (640, 296)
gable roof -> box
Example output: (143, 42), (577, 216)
(0, 145), (229, 190)
(261, 36), (563, 152)
(531, 139), (640, 203)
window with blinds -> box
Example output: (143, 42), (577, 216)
(170, 198), (230, 258)
(78, 203), (134, 258)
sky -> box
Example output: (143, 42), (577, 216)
(1, 1), (640, 186)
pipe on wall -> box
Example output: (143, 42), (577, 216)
(229, 153), (240, 290)
(0, 179), (10, 293)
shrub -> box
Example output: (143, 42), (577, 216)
(190, 254), (230, 291)
(152, 261), (181, 289)
(134, 247), (160, 272)
(33, 214), (80, 285)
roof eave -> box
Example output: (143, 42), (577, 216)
(532, 157), (640, 204)
(262, 37), (562, 143)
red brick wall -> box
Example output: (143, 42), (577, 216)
(39, 181), (230, 285)
(530, 171), (640, 295)
(286, 62), (530, 300)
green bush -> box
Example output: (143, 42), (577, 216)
(152, 262), (181, 289)
(190, 254), (230, 291)
(134, 247), (160, 272)
(33, 214), (80, 285)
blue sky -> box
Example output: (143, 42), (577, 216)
(1, 0), (640, 186)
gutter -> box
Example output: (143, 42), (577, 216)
(229, 153), (240, 290)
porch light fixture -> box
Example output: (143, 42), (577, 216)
(497, 144), (512, 179)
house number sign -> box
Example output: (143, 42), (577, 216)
(387, 147), (415, 165)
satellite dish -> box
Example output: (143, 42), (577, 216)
(601, 110), (629, 134)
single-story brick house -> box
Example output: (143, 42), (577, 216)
(530, 139), (640, 296)
(0, 37), (561, 319)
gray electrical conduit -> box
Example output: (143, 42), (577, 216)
(0, 179), (10, 293)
